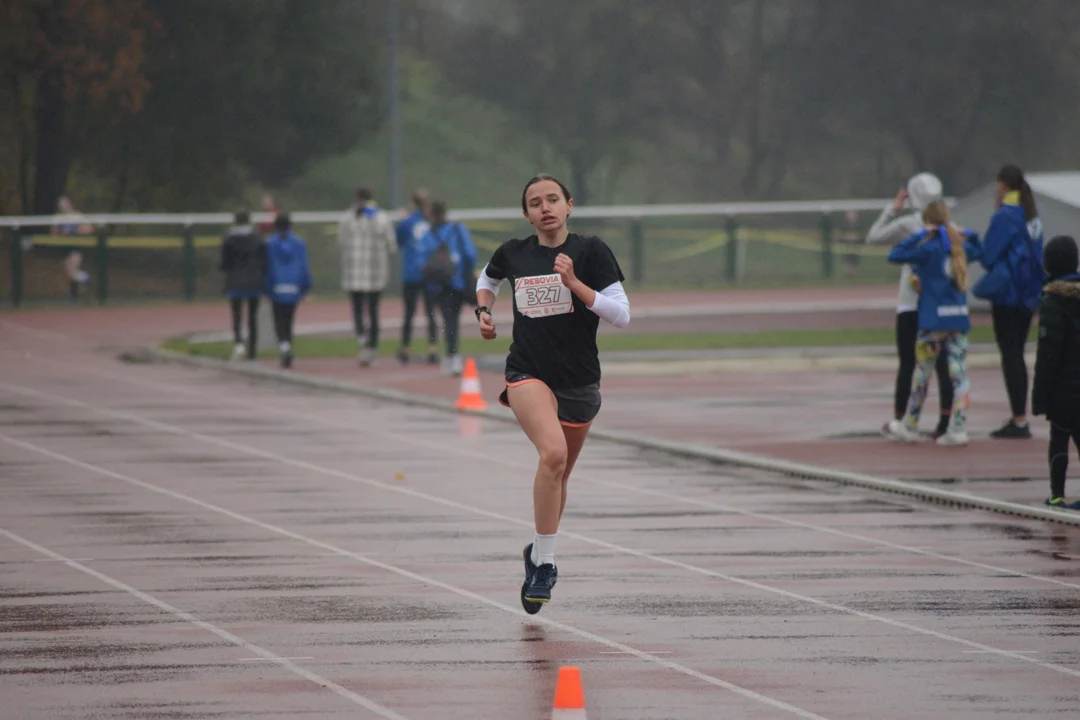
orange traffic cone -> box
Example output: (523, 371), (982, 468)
(552, 666), (587, 719)
(454, 357), (487, 411)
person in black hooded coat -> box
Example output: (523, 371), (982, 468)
(1032, 235), (1080, 509)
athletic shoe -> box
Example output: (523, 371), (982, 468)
(280, 351), (293, 370)
(1045, 497), (1067, 509)
(231, 343), (245, 361)
(520, 544), (542, 614)
(935, 430), (969, 447)
(524, 563), (557, 604)
(990, 420), (1032, 439)
(884, 419), (921, 444)
(395, 347), (410, 365)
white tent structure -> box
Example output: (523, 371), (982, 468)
(950, 171), (1080, 310)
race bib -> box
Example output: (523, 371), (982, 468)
(514, 274), (574, 318)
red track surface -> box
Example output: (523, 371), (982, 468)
(2, 286), (1079, 719)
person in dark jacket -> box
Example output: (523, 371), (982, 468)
(264, 212), (313, 369)
(978, 164), (1045, 439)
(1032, 235), (1080, 509)
(219, 210), (267, 360)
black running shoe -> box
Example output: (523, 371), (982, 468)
(280, 351), (293, 370)
(990, 420), (1031, 439)
(520, 544), (541, 614)
(524, 563), (557, 604)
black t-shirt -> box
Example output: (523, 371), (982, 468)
(485, 233), (625, 390)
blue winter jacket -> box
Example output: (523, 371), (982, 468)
(979, 202), (1045, 310)
(264, 231), (313, 304)
(395, 210), (431, 284)
(888, 226), (982, 333)
(420, 222), (477, 293)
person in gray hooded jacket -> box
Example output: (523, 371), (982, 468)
(866, 173), (953, 438)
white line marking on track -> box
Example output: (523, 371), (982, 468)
(0, 431), (833, 720)
(5, 381), (1080, 681)
(236, 656), (316, 662)
(962, 650), (1040, 655)
(25, 355), (1079, 593)
(0, 523), (410, 720)
(32, 557), (95, 562)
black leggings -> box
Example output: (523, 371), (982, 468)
(229, 297), (259, 358)
(992, 305), (1034, 418)
(401, 283), (437, 347)
(1049, 420), (1080, 499)
(350, 291), (381, 348)
(895, 311), (953, 420)
(272, 302), (296, 345)
(440, 289), (464, 356)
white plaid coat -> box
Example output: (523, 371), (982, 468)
(337, 206), (397, 292)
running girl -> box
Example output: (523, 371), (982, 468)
(885, 201), (981, 446)
(473, 174), (630, 612)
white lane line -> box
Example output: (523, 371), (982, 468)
(32, 557), (95, 562)
(0, 523), (409, 720)
(26, 355), (1080, 593)
(962, 650), (1040, 655)
(237, 656), (315, 662)
(600, 651), (672, 655)
(0, 431), (832, 720)
(5, 382), (1080, 681)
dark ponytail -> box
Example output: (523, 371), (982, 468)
(1019, 180), (1037, 221)
(997, 164), (1038, 221)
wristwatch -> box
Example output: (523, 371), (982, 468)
(475, 305), (491, 321)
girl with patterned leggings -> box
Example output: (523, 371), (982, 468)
(885, 201), (982, 446)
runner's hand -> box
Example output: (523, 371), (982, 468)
(554, 253), (577, 287)
(479, 311), (497, 340)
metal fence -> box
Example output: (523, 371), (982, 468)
(0, 199), (931, 307)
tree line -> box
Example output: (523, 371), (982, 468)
(2, 0), (1078, 214)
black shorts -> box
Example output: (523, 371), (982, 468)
(498, 372), (601, 427)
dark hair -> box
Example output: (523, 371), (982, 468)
(521, 174), (572, 212)
(356, 187), (374, 203)
(273, 212), (291, 232)
(1044, 235), (1079, 279)
(997, 164), (1038, 221)
(429, 200), (448, 225)
(234, 209), (250, 225)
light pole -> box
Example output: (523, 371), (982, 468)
(387, 0), (403, 210)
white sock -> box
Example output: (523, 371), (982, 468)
(532, 533), (557, 567)
(280, 341), (291, 353)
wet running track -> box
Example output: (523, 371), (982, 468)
(2, 325), (1080, 719)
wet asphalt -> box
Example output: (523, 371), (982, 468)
(1, 336), (1080, 719)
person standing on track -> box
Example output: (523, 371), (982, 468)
(219, 209), (267, 361)
(866, 173), (954, 439)
(473, 174), (631, 612)
(976, 164), (1045, 440)
(1031, 235), (1080, 509)
(265, 213), (313, 369)
(884, 201), (981, 446)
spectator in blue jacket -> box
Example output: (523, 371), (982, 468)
(419, 200), (477, 376)
(264, 212), (313, 369)
(885, 201), (982, 447)
(978, 164), (1045, 440)
(395, 189), (438, 365)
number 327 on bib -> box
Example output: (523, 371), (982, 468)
(514, 274), (574, 318)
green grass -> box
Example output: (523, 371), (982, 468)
(163, 325), (1029, 362)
